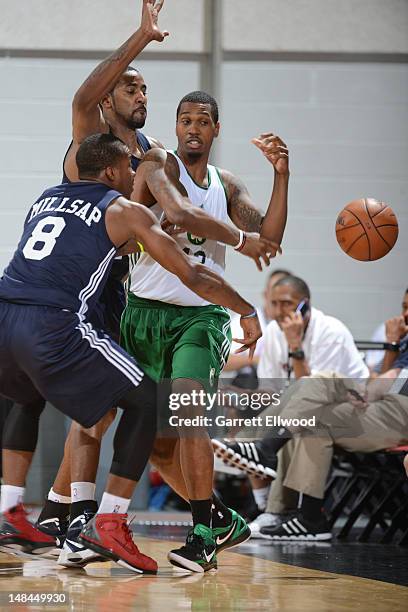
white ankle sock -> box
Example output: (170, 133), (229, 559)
(98, 492), (130, 514)
(1, 485), (25, 513)
(253, 486), (270, 511)
(71, 482), (96, 503)
(48, 487), (71, 504)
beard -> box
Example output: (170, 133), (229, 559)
(126, 113), (146, 130)
(183, 149), (203, 162)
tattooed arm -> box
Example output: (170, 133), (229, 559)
(132, 149), (280, 269)
(221, 133), (289, 245)
(222, 172), (264, 232)
(64, 0), (168, 180)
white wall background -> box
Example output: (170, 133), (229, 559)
(221, 61), (408, 338)
(0, 0), (407, 340)
(1, 0), (407, 504)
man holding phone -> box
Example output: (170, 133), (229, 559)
(255, 275), (367, 386)
(213, 275), (368, 531)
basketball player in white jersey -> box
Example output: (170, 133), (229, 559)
(40, 91), (289, 572)
(48, 92), (289, 572)
(122, 90), (290, 571)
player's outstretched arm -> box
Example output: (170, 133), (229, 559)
(65, 0), (169, 180)
(133, 149), (281, 270)
(220, 132), (289, 246)
(106, 199), (262, 353)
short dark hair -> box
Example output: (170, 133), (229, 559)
(268, 269), (292, 281)
(176, 91), (219, 124)
(76, 133), (130, 178)
(273, 275), (311, 300)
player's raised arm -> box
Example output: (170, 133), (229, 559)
(65, 0), (168, 179)
(220, 132), (289, 246)
(132, 149), (281, 270)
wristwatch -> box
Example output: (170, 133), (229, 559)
(288, 349), (305, 360)
(384, 341), (400, 352)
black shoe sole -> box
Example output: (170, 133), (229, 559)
(78, 534), (158, 574)
(0, 537), (55, 554)
(168, 551), (217, 573)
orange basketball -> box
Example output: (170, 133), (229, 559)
(335, 198), (398, 261)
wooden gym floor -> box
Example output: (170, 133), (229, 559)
(0, 520), (406, 611)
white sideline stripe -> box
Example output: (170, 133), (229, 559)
(220, 320), (231, 367)
(81, 322), (144, 381)
(79, 248), (114, 311)
(78, 247), (116, 317)
(82, 322), (144, 380)
(77, 322), (143, 386)
(79, 325), (143, 386)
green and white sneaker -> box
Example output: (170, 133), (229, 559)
(168, 524), (217, 573)
(212, 509), (251, 554)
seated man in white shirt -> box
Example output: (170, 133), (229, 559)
(365, 288), (408, 373)
(213, 274), (369, 534)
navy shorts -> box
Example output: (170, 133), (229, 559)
(0, 302), (146, 428)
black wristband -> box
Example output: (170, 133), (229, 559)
(384, 341), (400, 352)
(288, 349), (305, 360)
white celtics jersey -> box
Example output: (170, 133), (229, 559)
(129, 152), (229, 306)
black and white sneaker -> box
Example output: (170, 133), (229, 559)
(259, 512), (332, 541)
(36, 515), (69, 558)
(58, 508), (107, 567)
(168, 524), (217, 573)
(212, 438), (277, 479)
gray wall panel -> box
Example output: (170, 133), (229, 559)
(0, 0), (206, 53)
(223, 0), (408, 53)
(220, 61), (408, 339)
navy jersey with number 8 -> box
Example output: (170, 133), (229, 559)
(0, 181), (122, 321)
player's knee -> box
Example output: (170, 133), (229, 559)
(2, 398), (45, 452)
(150, 438), (177, 468)
(87, 408), (117, 439)
(118, 375), (158, 415)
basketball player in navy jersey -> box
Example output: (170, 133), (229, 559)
(0, 0), (169, 554)
(0, 133), (263, 572)
(0, 0), (278, 563)
(1, 0), (168, 548)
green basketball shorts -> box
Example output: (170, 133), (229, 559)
(120, 294), (232, 392)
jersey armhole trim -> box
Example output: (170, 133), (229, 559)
(215, 167), (228, 203)
(172, 151), (211, 190)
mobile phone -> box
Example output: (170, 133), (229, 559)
(348, 389), (365, 402)
(295, 299), (310, 319)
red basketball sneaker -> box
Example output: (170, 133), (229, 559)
(79, 513), (158, 574)
(0, 504), (56, 555)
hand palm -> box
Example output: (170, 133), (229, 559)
(141, 0), (168, 42)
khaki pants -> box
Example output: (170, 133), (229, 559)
(238, 372), (408, 510)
